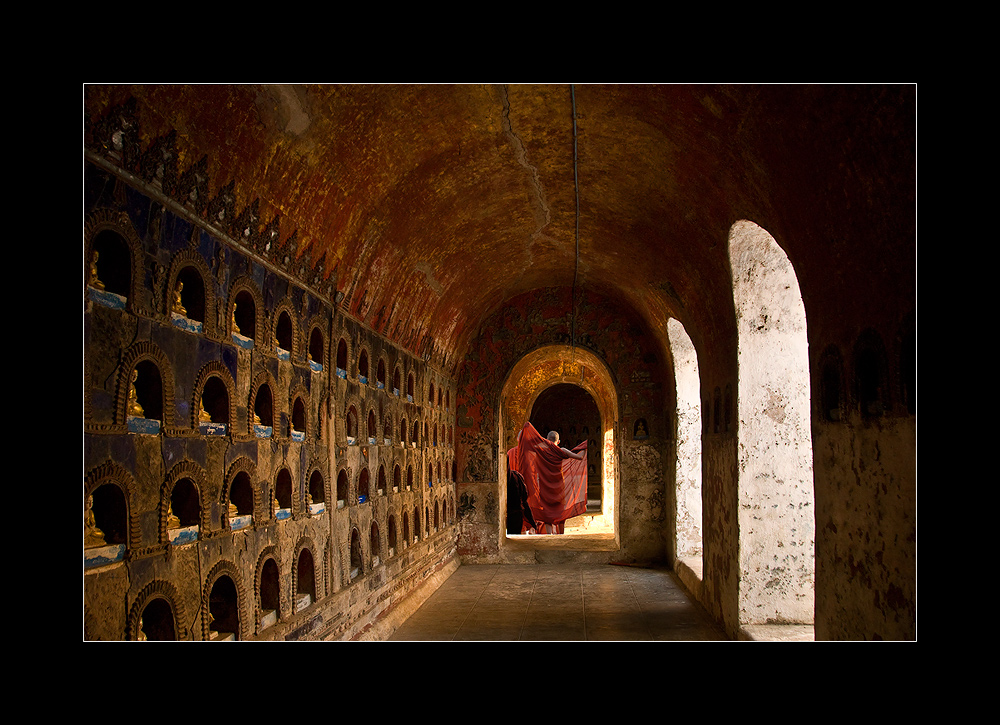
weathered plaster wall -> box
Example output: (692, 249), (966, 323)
(813, 417), (916, 640)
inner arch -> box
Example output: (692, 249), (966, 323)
(529, 383), (602, 515)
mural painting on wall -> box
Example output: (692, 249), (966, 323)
(459, 287), (659, 416)
(454, 286), (663, 488)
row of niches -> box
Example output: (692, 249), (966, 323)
(116, 495), (457, 641)
(88, 224), (457, 420)
(121, 357), (314, 440)
(84, 461), (457, 570)
(344, 403), (455, 449)
(87, 230), (329, 370)
(335, 459), (459, 508)
(335, 337), (453, 410)
(119, 352), (455, 447)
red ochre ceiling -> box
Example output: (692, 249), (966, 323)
(83, 84), (915, 376)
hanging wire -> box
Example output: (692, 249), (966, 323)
(571, 84), (580, 351)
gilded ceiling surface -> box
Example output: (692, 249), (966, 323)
(83, 84), (916, 375)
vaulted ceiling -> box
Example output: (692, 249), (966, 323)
(83, 84), (916, 376)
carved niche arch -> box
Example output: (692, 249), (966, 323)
(376, 353), (388, 390)
(223, 456), (259, 524)
(160, 459), (210, 543)
(249, 368), (278, 433)
(356, 342), (372, 383)
(292, 536), (323, 602)
(271, 297), (300, 358)
(201, 559), (249, 641)
(166, 248), (217, 337)
(227, 274), (265, 343)
(255, 545), (284, 630)
(115, 341), (177, 429)
(335, 332), (351, 376)
(273, 464), (298, 514)
(344, 392), (364, 445)
(192, 360), (237, 432)
(85, 459), (141, 550)
(306, 313), (329, 369)
(128, 579), (187, 640)
(336, 464), (352, 504)
(289, 382), (310, 440)
(392, 359), (403, 395)
(306, 458), (330, 507)
(84, 208), (145, 312)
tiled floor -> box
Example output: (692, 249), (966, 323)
(388, 563), (729, 641)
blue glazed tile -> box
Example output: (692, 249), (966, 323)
(232, 333), (254, 350)
(88, 286), (126, 309)
(171, 313), (203, 333)
(84, 543), (125, 568)
(200, 421), (227, 436)
(127, 416), (161, 435)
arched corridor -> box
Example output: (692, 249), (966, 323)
(84, 84), (915, 641)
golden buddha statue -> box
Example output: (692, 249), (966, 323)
(84, 495), (106, 548)
(232, 308), (241, 335)
(172, 280), (186, 316)
(273, 492), (281, 512)
(199, 399), (212, 423)
(253, 410), (262, 427)
(166, 502), (181, 529)
(636, 420), (647, 437)
(89, 250), (105, 290)
(228, 499), (239, 519)
(136, 617), (147, 641)
(127, 369), (145, 418)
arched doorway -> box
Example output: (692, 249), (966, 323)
(498, 344), (620, 551)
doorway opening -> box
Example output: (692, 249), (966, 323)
(498, 344), (619, 552)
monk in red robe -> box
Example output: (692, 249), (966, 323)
(507, 422), (587, 534)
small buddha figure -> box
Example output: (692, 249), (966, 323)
(172, 280), (186, 316)
(166, 502), (181, 529)
(89, 250), (105, 290)
(635, 420), (647, 438)
(231, 308), (241, 336)
(253, 410), (262, 427)
(84, 495), (106, 548)
(127, 369), (145, 418)
(272, 493), (281, 513)
(228, 499), (239, 520)
(136, 617), (147, 641)
(199, 399), (212, 423)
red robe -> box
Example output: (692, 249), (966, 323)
(507, 422), (588, 534)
